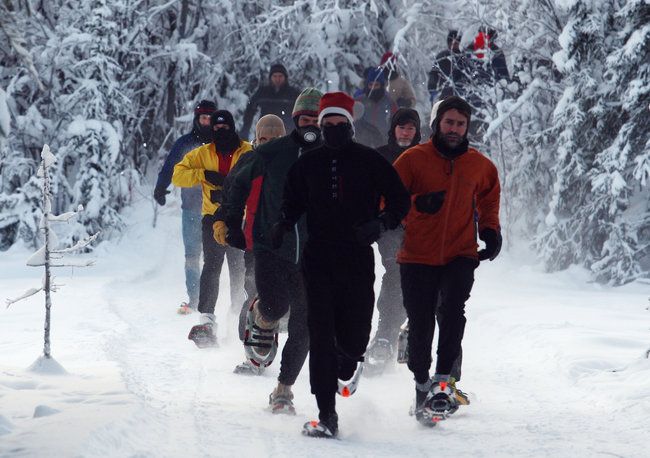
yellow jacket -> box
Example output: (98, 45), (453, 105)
(172, 141), (252, 216)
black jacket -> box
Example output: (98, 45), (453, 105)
(280, 141), (411, 246)
(241, 84), (301, 140)
(220, 131), (320, 263)
(428, 49), (473, 98)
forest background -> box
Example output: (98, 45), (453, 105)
(0, 0), (648, 285)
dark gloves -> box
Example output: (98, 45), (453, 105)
(414, 191), (446, 214)
(226, 228), (246, 250)
(269, 221), (292, 250)
(354, 212), (399, 246)
(204, 170), (225, 187)
(478, 228), (502, 261)
(354, 219), (382, 246)
(153, 186), (170, 206)
(224, 218), (246, 250)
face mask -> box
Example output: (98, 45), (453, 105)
(297, 125), (321, 144)
(213, 128), (239, 151)
(369, 89), (385, 102)
(196, 125), (213, 142)
(322, 123), (353, 149)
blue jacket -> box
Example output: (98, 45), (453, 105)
(155, 131), (207, 212)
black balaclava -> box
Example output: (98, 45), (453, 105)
(430, 96), (472, 158)
(321, 116), (353, 150)
(193, 100), (218, 143)
(388, 108), (421, 150)
(211, 110), (241, 152)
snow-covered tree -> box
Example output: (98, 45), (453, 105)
(6, 145), (98, 372)
(538, 0), (650, 284)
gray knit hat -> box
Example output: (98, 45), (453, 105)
(255, 114), (286, 143)
(292, 87), (323, 118)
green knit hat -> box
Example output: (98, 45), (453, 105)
(292, 87), (323, 118)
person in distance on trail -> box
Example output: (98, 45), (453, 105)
(393, 95), (501, 426)
(240, 63), (301, 141)
(379, 52), (417, 109)
(354, 68), (398, 148)
(427, 30), (472, 103)
(154, 100), (217, 315)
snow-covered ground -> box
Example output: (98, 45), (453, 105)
(1, 197), (649, 457)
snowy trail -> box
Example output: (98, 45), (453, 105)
(1, 202), (649, 457)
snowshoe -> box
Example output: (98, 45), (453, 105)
(337, 361), (364, 398)
(364, 338), (394, 376)
(269, 384), (296, 415)
(233, 360), (265, 376)
(177, 302), (196, 315)
(302, 414), (338, 439)
(419, 381), (458, 423)
(243, 298), (278, 367)
(188, 314), (217, 348)
(188, 324), (217, 348)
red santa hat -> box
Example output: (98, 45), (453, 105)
(318, 92), (355, 126)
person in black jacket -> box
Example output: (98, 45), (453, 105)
(240, 63), (301, 140)
(217, 88), (323, 414)
(365, 108), (421, 375)
(428, 30), (472, 103)
(273, 92), (410, 438)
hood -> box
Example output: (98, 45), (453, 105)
(388, 108), (421, 148)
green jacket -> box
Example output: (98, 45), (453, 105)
(220, 130), (321, 263)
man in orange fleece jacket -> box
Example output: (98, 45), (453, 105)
(393, 96), (501, 426)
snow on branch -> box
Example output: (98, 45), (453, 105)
(52, 232), (101, 254)
(6, 287), (43, 308)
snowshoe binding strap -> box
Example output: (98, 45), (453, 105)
(233, 360), (264, 376)
(337, 362), (364, 397)
(243, 299), (278, 367)
(269, 393), (296, 415)
(302, 420), (337, 439)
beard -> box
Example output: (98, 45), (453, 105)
(441, 133), (463, 148)
(396, 138), (413, 147)
(368, 89), (385, 102)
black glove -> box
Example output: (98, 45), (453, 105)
(354, 219), (382, 246)
(478, 228), (502, 261)
(414, 191), (446, 214)
(226, 227), (246, 250)
(225, 218), (246, 250)
(354, 212), (400, 246)
(204, 170), (225, 187)
(153, 186), (170, 206)
(269, 221), (291, 250)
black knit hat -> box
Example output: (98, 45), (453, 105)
(211, 110), (236, 130)
(269, 63), (288, 79)
(194, 100), (217, 116)
(447, 30), (462, 47)
(429, 96), (472, 133)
